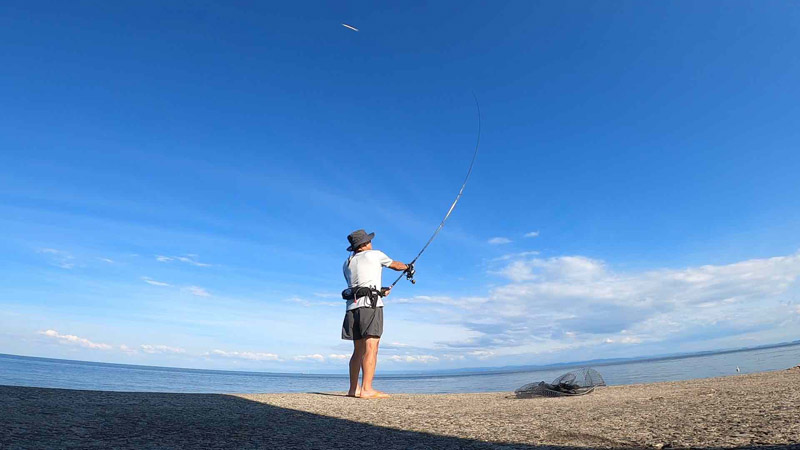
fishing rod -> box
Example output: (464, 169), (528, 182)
(389, 93), (482, 289)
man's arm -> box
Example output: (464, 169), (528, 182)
(388, 261), (409, 271)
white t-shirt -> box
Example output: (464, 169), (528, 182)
(343, 250), (393, 310)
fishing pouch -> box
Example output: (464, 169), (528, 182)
(341, 286), (385, 308)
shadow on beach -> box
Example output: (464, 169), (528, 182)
(1, 385), (798, 449)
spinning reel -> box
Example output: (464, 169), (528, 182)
(404, 262), (416, 284)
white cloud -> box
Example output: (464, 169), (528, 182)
(98, 258), (115, 264)
(491, 251), (540, 262)
(387, 354), (440, 363)
(387, 342), (410, 348)
(38, 330), (112, 350)
(468, 350), (496, 359)
(293, 354), (325, 362)
(156, 254), (211, 267)
(401, 251), (800, 361)
(604, 335), (642, 345)
(495, 255), (605, 282)
(208, 349), (281, 361)
(488, 237), (512, 245)
(142, 277), (171, 287)
(119, 344), (137, 355)
(328, 353), (350, 360)
(186, 286), (211, 297)
(140, 344), (186, 354)
(524, 231), (540, 238)
(497, 260), (537, 282)
(391, 295), (486, 308)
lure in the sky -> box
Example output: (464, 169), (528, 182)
(341, 23), (359, 32)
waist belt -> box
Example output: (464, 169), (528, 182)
(341, 286), (387, 308)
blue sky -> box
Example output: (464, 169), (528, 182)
(1, 1), (799, 372)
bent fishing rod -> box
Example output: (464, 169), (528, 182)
(390, 94), (482, 289)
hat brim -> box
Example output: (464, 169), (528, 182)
(346, 232), (375, 251)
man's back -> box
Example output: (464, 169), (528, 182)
(343, 250), (392, 310)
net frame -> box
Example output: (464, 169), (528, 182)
(515, 368), (606, 398)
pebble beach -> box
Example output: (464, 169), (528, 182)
(2, 367), (798, 449)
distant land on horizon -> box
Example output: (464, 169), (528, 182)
(3, 339), (798, 379)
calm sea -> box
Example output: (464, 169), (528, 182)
(1, 344), (798, 394)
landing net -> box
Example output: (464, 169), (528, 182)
(515, 368), (606, 398)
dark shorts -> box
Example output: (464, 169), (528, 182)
(341, 307), (383, 340)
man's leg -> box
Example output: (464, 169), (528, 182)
(347, 338), (366, 397)
(359, 336), (389, 398)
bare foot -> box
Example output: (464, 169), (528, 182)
(346, 389), (361, 398)
(359, 390), (390, 399)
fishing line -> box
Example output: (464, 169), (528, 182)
(390, 93), (482, 289)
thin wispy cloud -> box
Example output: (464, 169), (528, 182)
(604, 336), (642, 344)
(142, 278), (209, 297)
(524, 231), (540, 238)
(391, 295), (485, 308)
(140, 344), (186, 354)
(38, 330), (112, 350)
(384, 342), (411, 349)
(286, 297), (340, 307)
(488, 237), (512, 245)
(186, 286), (211, 297)
(386, 354), (440, 363)
(142, 277), (171, 287)
(293, 354), (325, 362)
(468, 350), (495, 359)
(286, 297), (312, 307)
(37, 248), (76, 269)
(208, 349), (281, 361)
(156, 254), (211, 267)
(491, 251), (540, 262)
(98, 257), (115, 264)
(328, 354), (349, 360)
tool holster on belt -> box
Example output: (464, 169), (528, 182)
(341, 286), (386, 308)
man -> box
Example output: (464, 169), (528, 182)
(341, 229), (409, 399)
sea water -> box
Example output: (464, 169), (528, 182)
(1, 344), (798, 394)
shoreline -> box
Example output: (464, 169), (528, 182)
(2, 367), (799, 449)
(3, 340), (799, 378)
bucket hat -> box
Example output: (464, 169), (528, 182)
(346, 229), (375, 251)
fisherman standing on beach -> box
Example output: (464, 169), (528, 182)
(341, 229), (410, 398)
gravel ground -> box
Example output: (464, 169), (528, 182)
(1, 367), (799, 449)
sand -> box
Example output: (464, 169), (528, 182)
(1, 367), (799, 449)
